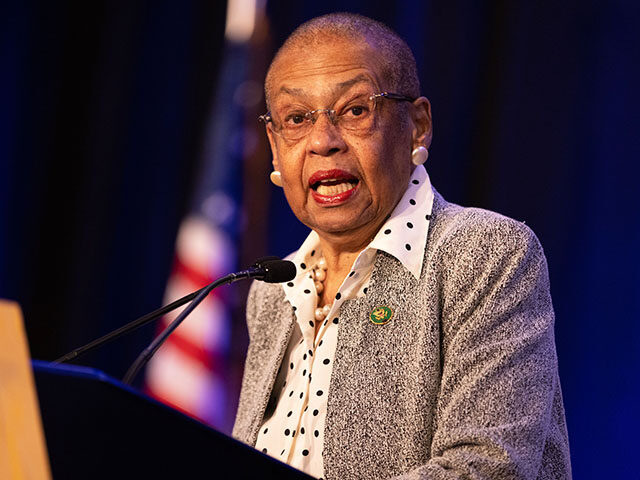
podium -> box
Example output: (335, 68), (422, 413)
(33, 360), (313, 479)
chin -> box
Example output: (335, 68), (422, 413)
(309, 213), (371, 237)
(296, 201), (377, 237)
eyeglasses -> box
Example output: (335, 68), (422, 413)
(259, 92), (415, 142)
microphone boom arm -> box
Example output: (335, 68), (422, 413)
(122, 268), (260, 385)
(53, 287), (206, 364)
(54, 257), (289, 364)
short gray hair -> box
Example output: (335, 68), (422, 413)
(265, 13), (420, 109)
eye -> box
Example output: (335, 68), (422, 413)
(284, 112), (308, 126)
(339, 97), (372, 119)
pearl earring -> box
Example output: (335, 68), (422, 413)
(411, 146), (429, 166)
(270, 171), (283, 187)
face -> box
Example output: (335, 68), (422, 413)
(266, 36), (431, 248)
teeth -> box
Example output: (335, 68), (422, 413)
(316, 182), (355, 196)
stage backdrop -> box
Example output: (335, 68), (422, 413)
(1, 1), (638, 478)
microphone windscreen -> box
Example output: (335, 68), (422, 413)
(261, 260), (297, 283)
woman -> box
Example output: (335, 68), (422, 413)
(233, 13), (571, 480)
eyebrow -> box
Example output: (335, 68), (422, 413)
(336, 74), (371, 90)
(277, 74), (374, 99)
(279, 85), (304, 96)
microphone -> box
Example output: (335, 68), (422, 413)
(122, 259), (295, 385)
(253, 257), (297, 283)
(54, 257), (295, 364)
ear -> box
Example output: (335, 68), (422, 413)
(266, 126), (280, 171)
(410, 97), (433, 149)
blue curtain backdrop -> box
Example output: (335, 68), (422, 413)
(1, 1), (639, 478)
(0, 1), (227, 375)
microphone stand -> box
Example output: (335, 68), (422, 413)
(122, 268), (260, 385)
(53, 287), (205, 364)
(54, 256), (282, 365)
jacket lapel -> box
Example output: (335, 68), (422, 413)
(244, 293), (297, 445)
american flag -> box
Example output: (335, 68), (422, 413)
(144, 0), (266, 430)
(145, 214), (235, 427)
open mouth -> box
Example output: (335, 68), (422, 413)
(309, 169), (359, 204)
(312, 179), (359, 195)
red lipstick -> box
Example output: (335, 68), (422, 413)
(308, 169), (359, 206)
(308, 169), (356, 186)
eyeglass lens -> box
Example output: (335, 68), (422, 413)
(270, 94), (379, 141)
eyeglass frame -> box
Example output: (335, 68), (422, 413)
(258, 91), (416, 140)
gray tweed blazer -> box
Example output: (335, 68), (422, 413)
(232, 191), (571, 480)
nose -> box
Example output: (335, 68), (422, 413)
(306, 112), (347, 157)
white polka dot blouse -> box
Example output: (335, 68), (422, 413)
(254, 165), (435, 479)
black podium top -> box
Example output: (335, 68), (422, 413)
(33, 361), (313, 479)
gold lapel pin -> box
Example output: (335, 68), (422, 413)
(370, 305), (393, 325)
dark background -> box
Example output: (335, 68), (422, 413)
(2, 1), (639, 478)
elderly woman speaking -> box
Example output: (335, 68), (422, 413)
(232, 13), (571, 480)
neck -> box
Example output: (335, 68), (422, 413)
(317, 233), (369, 272)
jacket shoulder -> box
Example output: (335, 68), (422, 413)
(428, 189), (544, 258)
